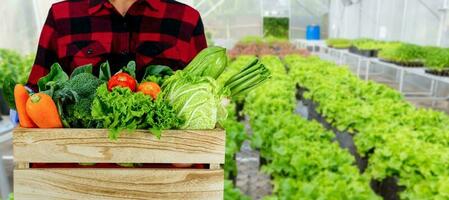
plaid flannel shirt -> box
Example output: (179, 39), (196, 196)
(28, 0), (207, 89)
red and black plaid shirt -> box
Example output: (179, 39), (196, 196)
(28, 0), (207, 89)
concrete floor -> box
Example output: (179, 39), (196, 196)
(0, 116), (13, 198)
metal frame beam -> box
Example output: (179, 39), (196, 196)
(201, 0), (225, 18)
(417, 0), (441, 19)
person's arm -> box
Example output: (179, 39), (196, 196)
(27, 6), (59, 91)
(189, 14), (207, 58)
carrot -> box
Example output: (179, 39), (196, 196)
(14, 84), (36, 128)
(138, 82), (161, 100)
(26, 93), (63, 128)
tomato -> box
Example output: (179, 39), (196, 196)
(108, 72), (137, 92)
(138, 82), (161, 99)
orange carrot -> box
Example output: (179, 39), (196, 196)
(26, 93), (63, 128)
(14, 84), (36, 128)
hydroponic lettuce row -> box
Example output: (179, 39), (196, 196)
(378, 43), (426, 64)
(1, 49), (35, 111)
(0, 49), (34, 86)
(223, 102), (250, 200)
(326, 38), (449, 73)
(285, 55), (449, 199)
(351, 38), (385, 50)
(325, 38), (352, 49)
(243, 55), (380, 199)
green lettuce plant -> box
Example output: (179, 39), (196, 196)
(424, 48), (449, 71)
(285, 54), (449, 199)
(326, 38), (352, 49)
(378, 43), (426, 63)
(244, 55), (379, 199)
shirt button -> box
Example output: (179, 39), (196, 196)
(121, 51), (128, 55)
(123, 22), (127, 28)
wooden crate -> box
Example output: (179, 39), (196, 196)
(13, 128), (225, 200)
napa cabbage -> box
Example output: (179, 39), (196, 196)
(162, 47), (271, 130)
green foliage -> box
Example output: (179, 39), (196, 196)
(92, 84), (183, 139)
(239, 36), (265, 45)
(285, 54), (449, 199)
(378, 43), (426, 63)
(142, 65), (174, 83)
(37, 63), (69, 93)
(352, 38), (385, 50)
(2, 77), (16, 109)
(0, 49), (34, 86)
(328, 38), (449, 70)
(224, 180), (251, 200)
(238, 36), (288, 46)
(264, 36), (289, 45)
(220, 57), (253, 200)
(163, 48), (270, 129)
(37, 64), (104, 128)
(424, 47), (449, 70)
(222, 103), (247, 179)
(64, 73), (103, 98)
(244, 55), (379, 199)
(184, 47), (228, 79)
(263, 17), (289, 39)
(326, 38), (352, 49)
(162, 72), (223, 129)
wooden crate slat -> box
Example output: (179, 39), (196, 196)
(14, 128), (225, 163)
(14, 169), (224, 200)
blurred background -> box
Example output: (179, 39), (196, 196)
(1, 0), (449, 199)
(1, 0), (448, 54)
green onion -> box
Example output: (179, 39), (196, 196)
(230, 75), (269, 96)
(225, 59), (260, 85)
(225, 64), (268, 89)
(232, 78), (270, 97)
(227, 66), (271, 97)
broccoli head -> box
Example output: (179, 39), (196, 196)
(64, 73), (104, 97)
(65, 96), (98, 128)
(61, 73), (103, 128)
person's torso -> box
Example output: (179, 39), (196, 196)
(52, 0), (200, 80)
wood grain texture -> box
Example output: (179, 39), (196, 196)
(14, 169), (224, 200)
(16, 162), (29, 169)
(209, 164), (221, 169)
(13, 128), (225, 163)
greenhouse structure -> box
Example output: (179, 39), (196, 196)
(1, 0), (449, 200)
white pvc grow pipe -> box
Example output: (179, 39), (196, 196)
(375, 0), (381, 40)
(400, 0), (408, 42)
(437, 0), (449, 46)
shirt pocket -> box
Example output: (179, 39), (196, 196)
(64, 40), (111, 70)
(136, 41), (183, 69)
(137, 41), (178, 57)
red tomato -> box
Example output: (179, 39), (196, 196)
(108, 72), (137, 92)
(138, 82), (161, 99)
